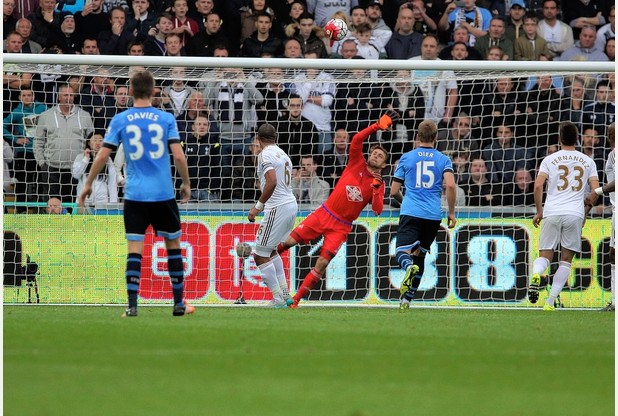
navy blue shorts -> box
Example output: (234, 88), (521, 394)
(396, 215), (441, 253)
(123, 199), (181, 241)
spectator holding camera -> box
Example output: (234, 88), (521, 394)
(72, 130), (118, 208)
(292, 155), (331, 206)
(409, 0), (438, 36)
(144, 13), (175, 55)
(439, 0), (492, 47)
(75, 0), (111, 40)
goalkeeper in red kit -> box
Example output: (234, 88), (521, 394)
(277, 110), (399, 307)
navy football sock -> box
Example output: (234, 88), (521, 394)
(403, 255), (426, 301)
(395, 250), (413, 271)
(126, 253), (142, 308)
(168, 248), (184, 305)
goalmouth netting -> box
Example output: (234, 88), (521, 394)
(2, 54), (615, 308)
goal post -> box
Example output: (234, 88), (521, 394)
(3, 54), (615, 307)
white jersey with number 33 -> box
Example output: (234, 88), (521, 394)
(539, 149), (598, 219)
(257, 145), (296, 209)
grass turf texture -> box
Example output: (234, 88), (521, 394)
(4, 306), (614, 416)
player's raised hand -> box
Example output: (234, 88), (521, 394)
(376, 110), (400, 130)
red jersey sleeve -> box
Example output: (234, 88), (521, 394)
(371, 184), (385, 216)
(348, 123), (379, 167)
(323, 123), (381, 223)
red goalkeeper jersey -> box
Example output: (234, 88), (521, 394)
(322, 123), (385, 224)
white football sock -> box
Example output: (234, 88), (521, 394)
(272, 255), (290, 298)
(258, 260), (282, 300)
(532, 257), (550, 276)
(547, 261), (570, 306)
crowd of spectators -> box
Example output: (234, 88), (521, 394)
(2, 0), (615, 212)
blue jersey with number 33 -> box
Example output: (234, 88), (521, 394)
(394, 147), (453, 220)
(104, 107), (180, 202)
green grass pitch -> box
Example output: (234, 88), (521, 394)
(4, 306), (614, 416)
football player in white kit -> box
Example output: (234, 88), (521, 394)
(248, 123), (299, 307)
(586, 122), (615, 311)
(529, 122), (600, 311)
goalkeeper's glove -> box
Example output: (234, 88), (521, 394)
(376, 110), (400, 130)
(371, 173), (383, 189)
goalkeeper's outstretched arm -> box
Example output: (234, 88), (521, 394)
(349, 110), (400, 161)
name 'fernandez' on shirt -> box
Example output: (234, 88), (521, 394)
(550, 154), (591, 168)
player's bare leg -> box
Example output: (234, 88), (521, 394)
(276, 236), (298, 254)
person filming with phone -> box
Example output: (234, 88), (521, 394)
(439, 0), (492, 47)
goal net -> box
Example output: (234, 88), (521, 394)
(3, 54), (614, 308)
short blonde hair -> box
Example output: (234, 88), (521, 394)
(417, 120), (438, 143)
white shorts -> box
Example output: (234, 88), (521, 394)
(539, 215), (584, 253)
(254, 201), (298, 257)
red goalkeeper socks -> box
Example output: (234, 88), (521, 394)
(293, 268), (323, 302)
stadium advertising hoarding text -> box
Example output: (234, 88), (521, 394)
(3, 214), (612, 307)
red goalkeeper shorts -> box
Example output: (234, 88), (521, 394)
(291, 206), (352, 260)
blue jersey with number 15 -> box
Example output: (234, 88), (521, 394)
(104, 107), (180, 202)
(394, 147), (453, 220)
